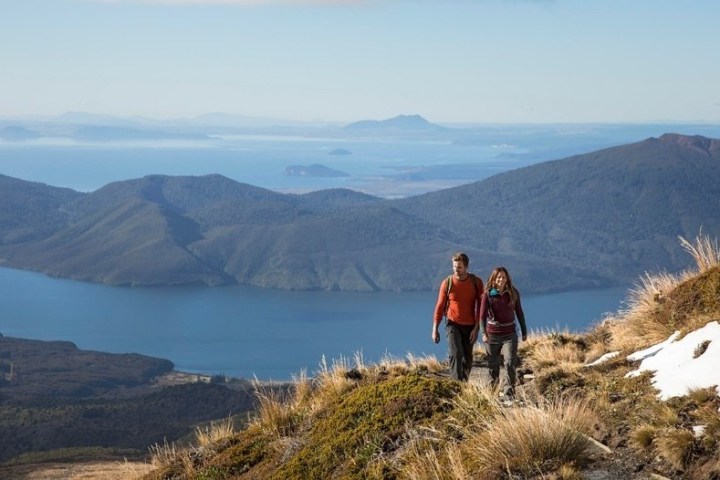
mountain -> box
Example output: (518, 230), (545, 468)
(343, 114), (450, 133)
(392, 133), (720, 289)
(0, 133), (719, 292)
(0, 175), (82, 244)
(0, 125), (40, 141)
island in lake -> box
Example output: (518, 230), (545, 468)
(284, 163), (350, 177)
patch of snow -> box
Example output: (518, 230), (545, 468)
(626, 331), (681, 362)
(625, 321), (720, 400)
(693, 425), (706, 437)
(585, 351), (620, 367)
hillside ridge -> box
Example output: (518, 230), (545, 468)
(1, 133), (719, 293)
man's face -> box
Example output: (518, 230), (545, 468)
(452, 260), (467, 278)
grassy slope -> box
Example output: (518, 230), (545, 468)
(140, 238), (720, 480)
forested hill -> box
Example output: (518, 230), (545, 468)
(0, 133), (719, 293)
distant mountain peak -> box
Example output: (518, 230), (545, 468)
(344, 114), (445, 131)
(656, 133), (720, 157)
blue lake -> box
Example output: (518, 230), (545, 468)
(0, 134), (632, 379)
(0, 267), (628, 380)
(0, 137), (521, 197)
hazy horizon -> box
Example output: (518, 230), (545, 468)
(3, 1), (720, 124)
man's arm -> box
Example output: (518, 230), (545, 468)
(431, 279), (448, 343)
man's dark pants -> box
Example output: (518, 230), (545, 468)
(445, 321), (475, 381)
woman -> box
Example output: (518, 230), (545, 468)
(479, 266), (527, 400)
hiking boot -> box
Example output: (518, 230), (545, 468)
(500, 395), (515, 407)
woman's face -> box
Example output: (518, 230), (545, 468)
(495, 271), (507, 290)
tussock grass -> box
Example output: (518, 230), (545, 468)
(524, 331), (587, 370)
(599, 233), (720, 354)
(448, 382), (502, 428)
(377, 354), (412, 376)
(644, 401), (679, 428)
(459, 394), (597, 479)
(398, 385), (597, 480)
(195, 417), (235, 447)
(603, 271), (685, 351)
(290, 368), (313, 409)
(314, 354), (356, 401)
(395, 428), (449, 480)
(680, 232), (720, 273)
(405, 353), (445, 374)
(252, 380), (301, 438)
(148, 438), (181, 469)
(629, 424), (658, 450)
(655, 428), (697, 470)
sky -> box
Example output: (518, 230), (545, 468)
(2, 0), (720, 124)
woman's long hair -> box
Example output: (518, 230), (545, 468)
(487, 266), (519, 306)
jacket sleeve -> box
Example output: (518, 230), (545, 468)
(474, 277), (484, 326)
(515, 291), (527, 337)
(478, 292), (489, 335)
(433, 278), (449, 326)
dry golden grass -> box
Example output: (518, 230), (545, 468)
(252, 380), (301, 438)
(308, 354), (358, 412)
(525, 332), (586, 371)
(655, 428), (696, 470)
(195, 416), (235, 447)
(680, 232), (720, 273)
(290, 368), (313, 408)
(468, 395), (597, 478)
(9, 460), (154, 480)
(376, 354), (412, 376)
(604, 271), (685, 351)
(397, 428), (450, 480)
(629, 424), (658, 450)
(148, 438), (180, 469)
(452, 383), (502, 426)
(599, 233), (720, 354)
(405, 353), (445, 374)
(399, 382), (597, 480)
(646, 401), (679, 428)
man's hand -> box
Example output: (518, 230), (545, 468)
(470, 327), (479, 344)
(431, 326), (440, 344)
(482, 333), (488, 344)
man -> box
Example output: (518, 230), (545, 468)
(432, 252), (484, 381)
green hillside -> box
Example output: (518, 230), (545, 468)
(0, 337), (262, 466)
(1, 134), (719, 292)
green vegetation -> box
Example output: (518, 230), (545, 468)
(275, 374), (459, 479)
(0, 337), (261, 465)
